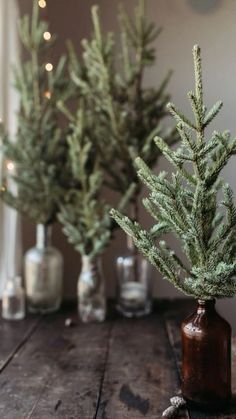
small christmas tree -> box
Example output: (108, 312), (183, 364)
(111, 45), (236, 300)
(68, 0), (178, 221)
(57, 99), (135, 259)
(1, 2), (70, 225)
(58, 102), (111, 260)
(57, 100), (134, 323)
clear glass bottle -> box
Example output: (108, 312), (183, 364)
(2, 276), (25, 320)
(116, 236), (152, 317)
(78, 255), (106, 323)
(24, 224), (63, 313)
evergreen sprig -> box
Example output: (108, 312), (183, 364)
(0, 2), (71, 225)
(58, 102), (111, 259)
(68, 0), (178, 217)
(58, 100), (135, 259)
(111, 45), (236, 300)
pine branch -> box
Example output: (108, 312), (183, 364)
(111, 44), (236, 300)
(67, 0), (178, 218)
(1, 3), (70, 225)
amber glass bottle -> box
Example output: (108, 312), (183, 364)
(181, 299), (231, 410)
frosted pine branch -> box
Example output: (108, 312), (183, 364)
(111, 45), (236, 300)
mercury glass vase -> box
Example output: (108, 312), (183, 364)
(116, 236), (152, 317)
(181, 299), (231, 410)
(78, 255), (106, 323)
(24, 224), (63, 313)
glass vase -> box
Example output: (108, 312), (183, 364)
(181, 299), (231, 410)
(116, 236), (152, 317)
(78, 255), (106, 323)
(24, 224), (63, 313)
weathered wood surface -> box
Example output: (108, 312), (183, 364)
(96, 301), (191, 419)
(0, 300), (234, 418)
(96, 318), (183, 418)
(0, 310), (111, 419)
(0, 314), (40, 372)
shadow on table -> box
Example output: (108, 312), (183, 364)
(224, 394), (236, 415)
(188, 394), (236, 418)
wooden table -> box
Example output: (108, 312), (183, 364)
(0, 299), (235, 419)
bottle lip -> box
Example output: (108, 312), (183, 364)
(197, 298), (216, 306)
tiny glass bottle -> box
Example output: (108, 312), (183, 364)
(2, 276), (26, 320)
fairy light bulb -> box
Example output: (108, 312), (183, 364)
(38, 0), (47, 8)
(7, 161), (15, 171)
(43, 31), (51, 41)
(44, 90), (51, 99)
(45, 63), (53, 72)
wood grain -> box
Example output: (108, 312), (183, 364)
(96, 304), (189, 419)
(0, 314), (40, 372)
(0, 300), (234, 418)
(0, 311), (111, 419)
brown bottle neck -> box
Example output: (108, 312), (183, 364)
(197, 299), (216, 314)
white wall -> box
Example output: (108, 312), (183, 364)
(20, 0), (236, 327)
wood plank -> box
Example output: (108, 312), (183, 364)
(164, 302), (236, 419)
(0, 310), (111, 419)
(1, 299), (234, 418)
(96, 303), (189, 419)
(0, 314), (40, 372)
(164, 299), (194, 376)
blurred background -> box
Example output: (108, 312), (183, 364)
(16, 0), (236, 326)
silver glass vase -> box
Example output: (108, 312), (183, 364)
(78, 255), (106, 323)
(24, 224), (63, 313)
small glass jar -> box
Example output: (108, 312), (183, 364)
(78, 255), (106, 323)
(116, 237), (152, 317)
(2, 276), (25, 320)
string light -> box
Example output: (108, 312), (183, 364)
(44, 90), (51, 99)
(43, 31), (51, 41)
(39, 0), (53, 98)
(6, 161), (15, 171)
(45, 63), (53, 72)
(38, 0), (47, 8)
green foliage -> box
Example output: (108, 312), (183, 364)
(58, 101), (135, 259)
(68, 0), (178, 208)
(57, 0), (174, 257)
(58, 102), (111, 259)
(1, 2), (70, 224)
(111, 45), (236, 300)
